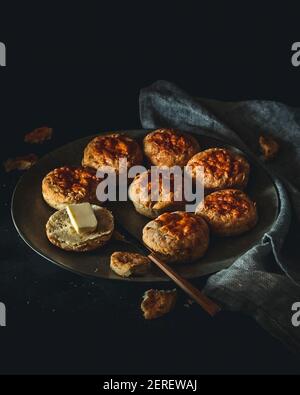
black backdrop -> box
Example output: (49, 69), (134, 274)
(0, 3), (300, 374)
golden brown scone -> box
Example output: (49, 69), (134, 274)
(42, 166), (100, 210)
(187, 148), (250, 191)
(46, 205), (114, 252)
(143, 128), (200, 167)
(141, 289), (177, 320)
(82, 133), (143, 173)
(142, 211), (209, 264)
(259, 135), (279, 160)
(128, 170), (185, 218)
(110, 252), (150, 277)
(195, 189), (257, 236)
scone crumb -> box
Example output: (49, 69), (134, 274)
(24, 126), (53, 144)
(4, 154), (38, 172)
(110, 252), (150, 277)
(141, 289), (177, 320)
(259, 135), (279, 160)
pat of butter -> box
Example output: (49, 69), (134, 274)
(66, 203), (98, 234)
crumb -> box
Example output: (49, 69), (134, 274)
(141, 289), (177, 320)
(184, 299), (195, 308)
(4, 154), (38, 172)
(259, 135), (279, 160)
(112, 230), (131, 243)
(24, 126), (53, 144)
(110, 251), (150, 278)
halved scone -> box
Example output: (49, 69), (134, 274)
(46, 205), (114, 252)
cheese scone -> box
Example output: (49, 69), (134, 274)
(196, 189), (257, 236)
(128, 170), (185, 218)
(143, 128), (200, 167)
(110, 252), (150, 277)
(142, 211), (209, 264)
(187, 148), (250, 191)
(82, 133), (143, 173)
(42, 166), (100, 210)
(46, 205), (114, 252)
(141, 289), (177, 320)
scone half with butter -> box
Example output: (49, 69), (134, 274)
(46, 203), (114, 252)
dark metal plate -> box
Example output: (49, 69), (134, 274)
(11, 130), (279, 282)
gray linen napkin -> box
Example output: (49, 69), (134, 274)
(139, 80), (300, 352)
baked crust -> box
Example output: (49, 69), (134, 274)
(82, 133), (143, 172)
(141, 289), (177, 319)
(187, 148), (250, 191)
(46, 205), (114, 252)
(128, 170), (185, 218)
(42, 166), (100, 210)
(142, 211), (209, 263)
(143, 128), (200, 167)
(195, 189), (257, 236)
(110, 252), (150, 277)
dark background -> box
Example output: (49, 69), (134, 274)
(1, 3), (300, 374)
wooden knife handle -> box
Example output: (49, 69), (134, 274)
(148, 253), (221, 317)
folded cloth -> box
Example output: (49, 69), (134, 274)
(139, 80), (300, 352)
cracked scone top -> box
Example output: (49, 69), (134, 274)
(143, 128), (200, 167)
(187, 148), (250, 191)
(156, 211), (206, 239)
(82, 133), (143, 172)
(42, 166), (100, 210)
(129, 170), (185, 218)
(196, 189), (257, 236)
(142, 211), (209, 264)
